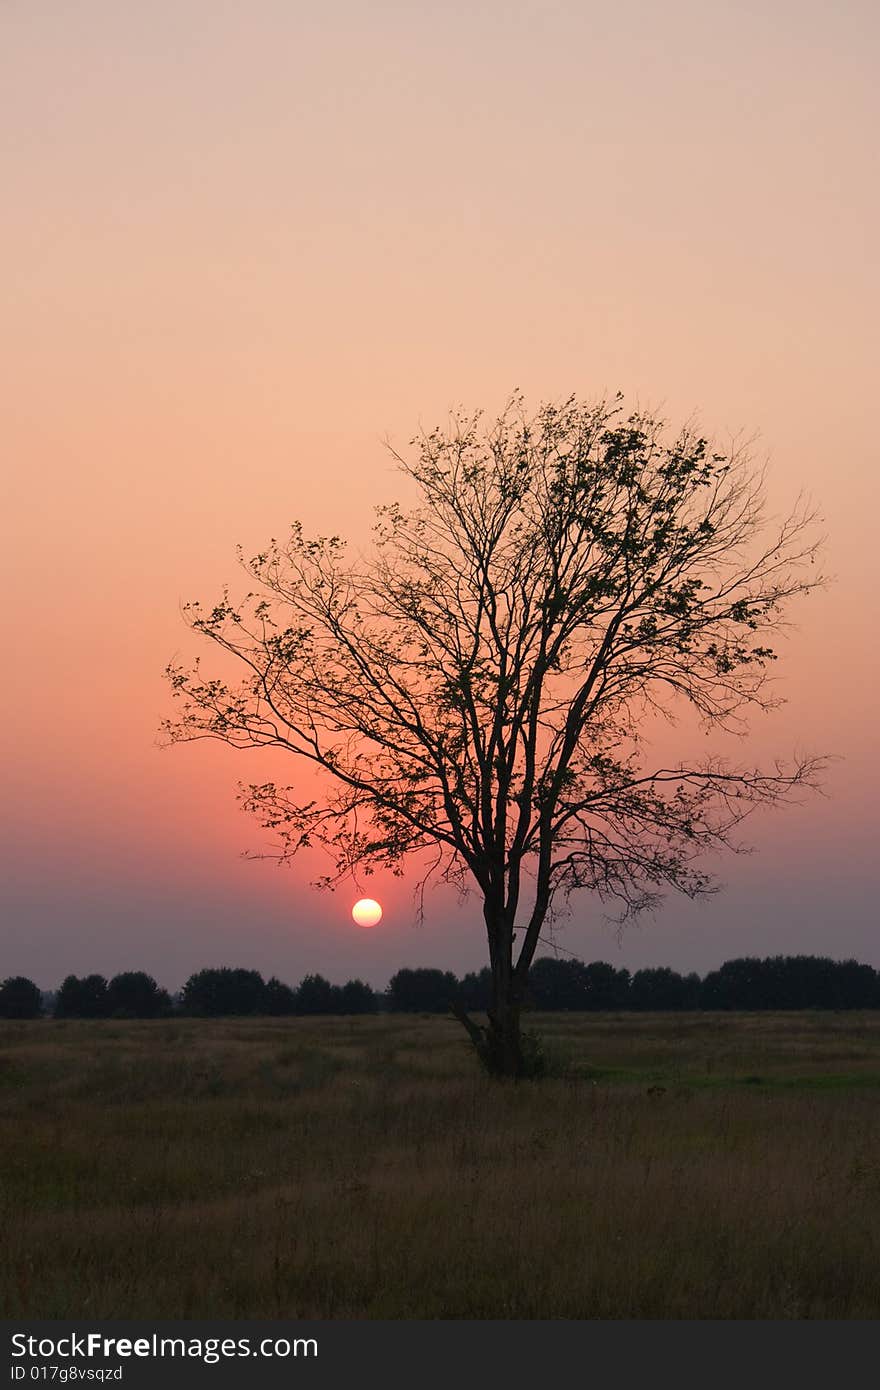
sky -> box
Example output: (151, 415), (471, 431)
(2, 0), (878, 991)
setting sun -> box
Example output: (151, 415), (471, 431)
(351, 898), (383, 928)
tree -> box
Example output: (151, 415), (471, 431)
(582, 961), (631, 1011)
(54, 974), (110, 1019)
(682, 973), (703, 1010)
(106, 971), (171, 1018)
(340, 978), (379, 1014)
(459, 967), (492, 1012)
(387, 967), (461, 1013)
(295, 973), (340, 1014)
(164, 394), (825, 1076)
(264, 975), (298, 1015)
(698, 954), (878, 1011)
(831, 959), (877, 1010)
(0, 976), (43, 1019)
(181, 967), (267, 1016)
(527, 956), (591, 1010)
(629, 966), (694, 1011)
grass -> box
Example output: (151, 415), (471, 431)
(2, 1010), (880, 1318)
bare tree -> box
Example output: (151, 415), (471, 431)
(163, 394), (825, 1076)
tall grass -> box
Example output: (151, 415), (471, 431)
(2, 1012), (879, 1317)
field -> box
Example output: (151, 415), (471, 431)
(2, 1011), (880, 1319)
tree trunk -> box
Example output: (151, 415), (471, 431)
(485, 997), (526, 1078)
(451, 971), (539, 1079)
(450, 900), (544, 1079)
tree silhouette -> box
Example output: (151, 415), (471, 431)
(0, 976), (43, 1019)
(629, 966), (697, 1011)
(527, 956), (591, 1010)
(582, 961), (631, 1010)
(294, 973), (340, 1014)
(459, 967), (492, 1012)
(339, 979), (378, 1014)
(264, 975), (298, 1015)
(164, 394), (825, 1076)
(699, 955), (878, 1010)
(107, 971), (171, 1018)
(388, 967), (461, 1013)
(54, 974), (110, 1019)
(180, 967), (267, 1016)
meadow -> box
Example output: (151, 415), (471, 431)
(2, 1011), (880, 1319)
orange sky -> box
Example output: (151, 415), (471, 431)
(2, 1), (878, 989)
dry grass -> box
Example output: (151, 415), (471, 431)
(2, 1011), (880, 1318)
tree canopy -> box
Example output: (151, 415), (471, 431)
(106, 971), (171, 1018)
(0, 976), (43, 1019)
(54, 974), (110, 1019)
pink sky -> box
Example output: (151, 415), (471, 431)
(2, 1), (877, 990)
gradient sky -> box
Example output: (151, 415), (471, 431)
(2, 1), (877, 991)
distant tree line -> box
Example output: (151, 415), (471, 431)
(1, 954), (879, 1020)
(179, 969), (377, 1017)
(0, 968), (379, 1019)
(443, 956), (880, 1013)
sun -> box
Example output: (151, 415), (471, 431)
(351, 898), (383, 927)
